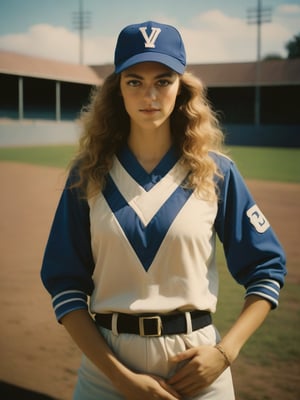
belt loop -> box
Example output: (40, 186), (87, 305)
(111, 313), (119, 336)
(185, 312), (193, 334)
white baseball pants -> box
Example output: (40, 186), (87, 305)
(73, 324), (235, 399)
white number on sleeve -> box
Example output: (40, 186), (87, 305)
(246, 205), (270, 233)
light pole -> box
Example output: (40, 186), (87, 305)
(247, 0), (272, 126)
(72, 0), (91, 64)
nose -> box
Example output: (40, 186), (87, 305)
(144, 85), (157, 100)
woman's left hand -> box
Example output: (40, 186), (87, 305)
(167, 345), (228, 398)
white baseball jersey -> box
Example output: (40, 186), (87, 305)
(41, 146), (286, 322)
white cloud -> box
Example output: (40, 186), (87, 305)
(180, 10), (257, 63)
(270, 3), (300, 57)
(275, 3), (300, 33)
(180, 6), (300, 63)
(0, 6), (299, 65)
(0, 23), (115, 65)
(277, 4), (300, 14)
(0, 24), (78, 62)
(80, 36), (116, 65)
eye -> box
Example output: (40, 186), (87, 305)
(156, 79), (171, 87)
(127, 79), (141, 87)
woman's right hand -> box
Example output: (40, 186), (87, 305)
(118, 371), (182, 400)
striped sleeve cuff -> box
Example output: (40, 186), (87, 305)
(52, 290), (88, 322)
(245, 279), (281, 308)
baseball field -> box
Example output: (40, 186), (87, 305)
(0, 145), (299, 399)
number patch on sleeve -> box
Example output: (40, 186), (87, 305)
(246, 205), (270, 233)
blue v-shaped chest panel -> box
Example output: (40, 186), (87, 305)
(103, 147), (193, 271)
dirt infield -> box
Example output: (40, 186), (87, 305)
(0, 161), (299, 400)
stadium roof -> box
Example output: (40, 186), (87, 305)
(1, 50), (299, 87)
(92, 59), (300, 87)
(0, 51), (102, 85)
(188, 59), (300, 87)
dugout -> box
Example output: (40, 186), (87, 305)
(189, 60), (300, 147)
(0, 51), (299, 146)
(0, 74), (93, 120)
(0, 51), (101, 121)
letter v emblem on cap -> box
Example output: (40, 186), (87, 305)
(139, 27), (162, 48)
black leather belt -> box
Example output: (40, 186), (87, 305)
(95, 310), (212, 337)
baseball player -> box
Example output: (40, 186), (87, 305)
(41, 21), (286, 399)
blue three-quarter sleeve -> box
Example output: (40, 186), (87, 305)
(41, 167), (95, 321)
(213, 155), (286, 308)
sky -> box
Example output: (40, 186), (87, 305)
(0, 0), (299, 65)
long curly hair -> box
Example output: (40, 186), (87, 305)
(70, 70), (225, 201)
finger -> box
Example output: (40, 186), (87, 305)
(160, 380), (182, 398)
(177, 381), (206, 398)
(170, 347), (197, 362)
(151, 375), (182, 399)
(168, 362), (196, 385)
(168, 371), (186, 385)
(171, 376), (196, 392)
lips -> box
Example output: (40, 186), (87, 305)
(139, 108), (160, 112)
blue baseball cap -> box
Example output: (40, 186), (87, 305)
(114, 21), (186, 74)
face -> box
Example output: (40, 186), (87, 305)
(120, 62), (181, 132)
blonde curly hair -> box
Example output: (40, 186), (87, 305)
(71, 70), (225, 201)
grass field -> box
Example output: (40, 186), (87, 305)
(0, 144), (76, 169)
(227, 146), (300, 183)
(0, 144), (299, 182)
(215, 246), (299, 362)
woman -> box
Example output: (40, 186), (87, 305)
(41, 21), (286, 399)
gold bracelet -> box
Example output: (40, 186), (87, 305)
(214, 343), (231, 366)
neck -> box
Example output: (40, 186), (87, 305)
(128, 126), (172, 173)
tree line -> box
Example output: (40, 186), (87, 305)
(264, 33), (300, 60)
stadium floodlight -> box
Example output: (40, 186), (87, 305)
(72, 0), (91, 64)
(247, 0), (272, 126)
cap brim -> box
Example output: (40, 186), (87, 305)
(115, 52), (185, 74)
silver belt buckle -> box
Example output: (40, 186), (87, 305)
(139, 316), (162, 337)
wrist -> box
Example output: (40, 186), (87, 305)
(214, 343), (232, 367)
(111, 365), (136, 394)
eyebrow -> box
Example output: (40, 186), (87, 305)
(123, 72), (175, 79)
